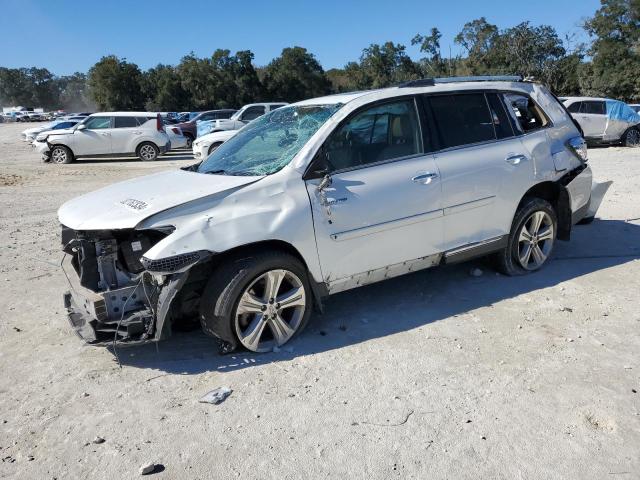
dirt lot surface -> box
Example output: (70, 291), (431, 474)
(0, 121), (639, 479)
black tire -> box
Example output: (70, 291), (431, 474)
(199, 251), (312, 353)
(623, 128), (640, 147)
(208, 142), (222, 155)
(50, 145), (74, 164)
(136, 142), (159, 161)
(495, 197), (557, 276)
(184, 136), (193, 149)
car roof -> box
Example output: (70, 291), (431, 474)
(293, 80), (537, 107)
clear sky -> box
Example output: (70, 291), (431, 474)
(1, 0), (601, 75)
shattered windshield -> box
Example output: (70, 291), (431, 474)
(197, 104), (343, 176)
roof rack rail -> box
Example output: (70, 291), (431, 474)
(398, 75), (523, 88)
(397, 78), (435, 88)
(435, 75), (523, 83)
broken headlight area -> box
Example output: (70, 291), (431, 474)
(60, 225), (205, 346)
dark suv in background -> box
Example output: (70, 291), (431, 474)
(174, 109), (236, 146)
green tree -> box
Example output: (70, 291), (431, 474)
(262, 47), (331, 102)
(87, 55), (145, 110)
(142, 64), (188, 111)
(455, 18), (499, 74)
(344, 42), (420, 89)
(412, 28), (452, 76)
(582, 0), (640, 101)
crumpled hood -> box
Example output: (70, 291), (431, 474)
(58, 169), (262, 230)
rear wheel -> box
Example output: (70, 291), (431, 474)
(208, 142), (223, 155)
(495, 198), (557, 276)
(184, 135), (193, 149)
(50, 145), (73, 164)
(623, 128), (640, 147)
(137, 142), (159, 161)
(200, 251), (312, 353)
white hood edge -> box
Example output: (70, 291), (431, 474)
(58, 169), (263, 230)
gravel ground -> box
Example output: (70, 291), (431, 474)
(1, 121), (639, 479)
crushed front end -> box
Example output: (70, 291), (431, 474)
(61, 225), (207, 346)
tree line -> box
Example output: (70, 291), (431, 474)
(1, 0), (638, 112)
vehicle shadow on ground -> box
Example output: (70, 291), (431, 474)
(113, 218), (640, 374)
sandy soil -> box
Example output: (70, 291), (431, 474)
(0, 121), (639, 479)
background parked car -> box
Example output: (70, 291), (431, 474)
(38, 112), (171, 164)
(630, 104), (640, 113)
(22, 119), (81, 142)
(172, 109), (236, 147)
(196, 103), (287, 137)
(563, 97), (640, 147)
(164, 123), (188, 149)
(192, 129), (238, 159)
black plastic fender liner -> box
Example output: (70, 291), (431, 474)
(556, 186), (572, 241)
(153, 272), (189, 341)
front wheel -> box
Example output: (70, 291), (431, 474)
(50, 145), (74, 164)
(137, 142), (159, 161)
(200, 251), (312, 353)
(623, 128), (640, 147)
(495, 198), (557, 276)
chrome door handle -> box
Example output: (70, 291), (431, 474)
(100, 132), (110, 136)
(412, 172), (438, 184)
(505, 154), (528, 165)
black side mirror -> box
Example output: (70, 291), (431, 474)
(304, 147), (331, 180)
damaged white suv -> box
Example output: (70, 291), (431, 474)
(59, 76), (596, 353)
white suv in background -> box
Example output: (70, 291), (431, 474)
(197, 102), (288, 135)
(38, 113), (171, 164)
(563, 97), (640, 147)
(58, 76), (597, 353)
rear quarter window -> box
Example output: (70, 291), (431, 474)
(503, 93), (550, 134)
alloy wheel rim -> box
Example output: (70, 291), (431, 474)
(517, 211), (554, 270)
(234, 269), (306, 352)
(52, 148), (66, 163)
(140, 145), (156, 160)
(627, 130), (640, 147)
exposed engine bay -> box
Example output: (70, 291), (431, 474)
(61, 226), (209, 345)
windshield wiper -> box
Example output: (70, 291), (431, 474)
(203, 169), (229, 175)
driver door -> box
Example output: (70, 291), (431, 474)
(75, 116), (113, 155)
(305, 98), (444, 290)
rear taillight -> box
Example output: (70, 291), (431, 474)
(568, 136), (588, 163)
(171, 127), (180, 135)
(156, 114), (165, 133)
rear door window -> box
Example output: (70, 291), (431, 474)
(428, 93), (495, 149)
(567, 102), (582, 113)
(502, 93), (549, 134)
(486, 93), (515, 139)
(581, 101), (606, 115)
(114, 116), (138, 128)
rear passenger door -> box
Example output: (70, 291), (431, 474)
(110, 116), (143, 154)
(578, 100), (607, 138)
(425, 92), (534, 250)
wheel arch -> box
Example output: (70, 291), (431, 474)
(514, 181), (572, 241)
(204, 239), (327, 312)
(48, 143), (75, 162)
